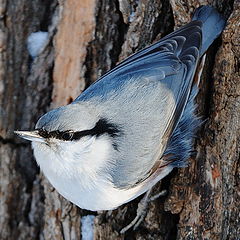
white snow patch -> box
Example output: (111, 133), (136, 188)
(27, 31), (48, 58)
(129, 11), (136, 23)
(81, 215), (95, 240)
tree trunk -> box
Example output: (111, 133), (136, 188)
(0, 0), (239, 239)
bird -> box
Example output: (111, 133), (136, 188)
(15, 5), (225, 220)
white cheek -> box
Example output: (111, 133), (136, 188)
(85, 136), (112, 173)
(65, 135), (112, 175)
(62, 136), (96, 160)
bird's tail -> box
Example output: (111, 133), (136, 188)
(192, 6), (226, 56)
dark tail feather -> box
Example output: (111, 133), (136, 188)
(192, 5), (226, 56)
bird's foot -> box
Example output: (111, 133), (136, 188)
(120, 189), (167, 234)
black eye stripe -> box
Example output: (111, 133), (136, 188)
(38, 129), (50, 138)
(37, 118), (121, 141)
(38, 130), (75, 141)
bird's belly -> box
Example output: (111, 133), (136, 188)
(45, 174), (137, 211)
(43, 164), (173, 211)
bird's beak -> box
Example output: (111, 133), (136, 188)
(14, 130), (45, 143)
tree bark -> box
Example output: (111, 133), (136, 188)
(0, 0), (239, 239)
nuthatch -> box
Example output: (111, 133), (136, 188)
(15, 6), (225, 214)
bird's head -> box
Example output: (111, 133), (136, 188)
(15, 102), (121, 175)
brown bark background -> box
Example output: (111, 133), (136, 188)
(0, 0), (239, 239)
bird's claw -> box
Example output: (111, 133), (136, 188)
(120, 189), (167, 234)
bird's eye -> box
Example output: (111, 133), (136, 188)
(61, 131), (74, 141)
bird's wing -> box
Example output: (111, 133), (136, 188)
(76, 21), (202, 188)
(76, 21), (202, 105)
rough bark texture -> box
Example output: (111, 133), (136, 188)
(0, 0), (239, 240)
